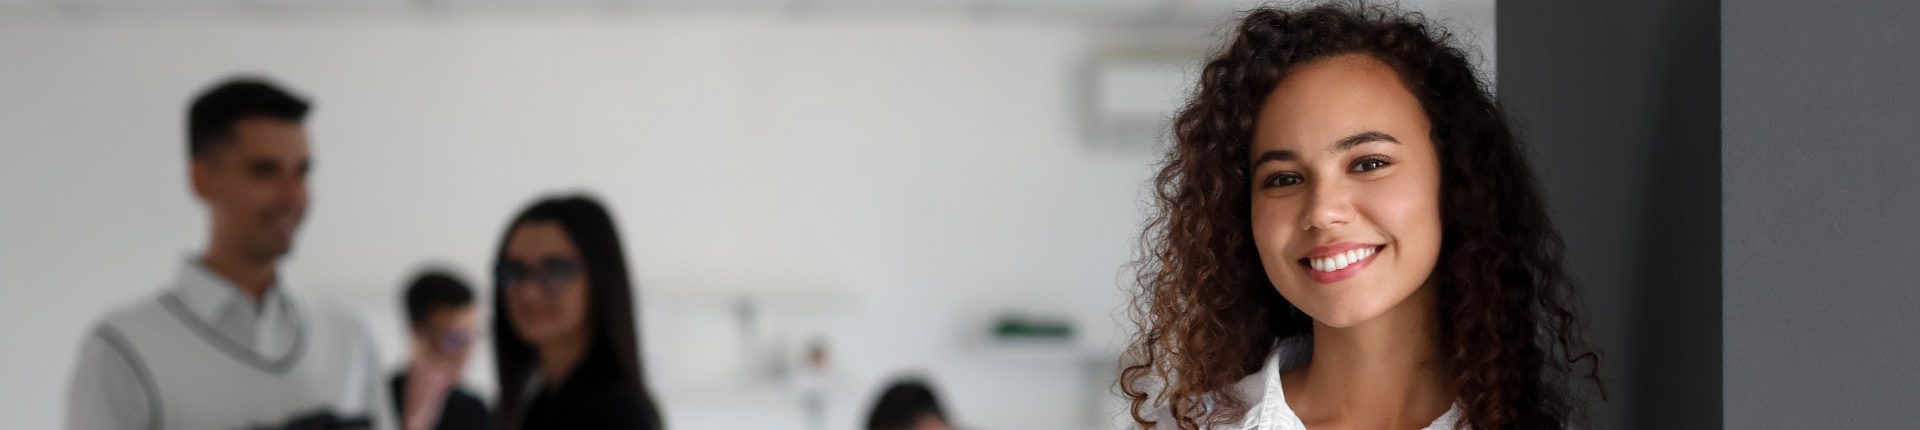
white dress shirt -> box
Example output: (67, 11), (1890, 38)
(1156, 336), (1465, 430)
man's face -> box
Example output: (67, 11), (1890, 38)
(191, 118), (311, 263)
(417, 306), (480, 365)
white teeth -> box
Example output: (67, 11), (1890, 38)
(1308, 246), (1378, 273)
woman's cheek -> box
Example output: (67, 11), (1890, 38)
(563, 281), (592, 331)
(1363, 179), (1433, 234)
(1362, 172), (1445, 277)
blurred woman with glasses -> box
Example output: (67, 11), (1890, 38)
(491, 194), (664, 429)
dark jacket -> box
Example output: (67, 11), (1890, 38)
(516, 352), (663, 430)
(388, 371), (493, 430)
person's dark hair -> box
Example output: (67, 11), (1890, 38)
(404, 271), (475, 329)
(490, 194), (661, 429)
(1119, 3), (1602, 430)
(187, 76), (311, 159)
(865, 378), (948, 430)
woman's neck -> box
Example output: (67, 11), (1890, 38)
(536, 333), (590, 389)
(1284, 285), (1453, 429)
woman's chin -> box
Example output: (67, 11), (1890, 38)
(1298, 298), (1399, 329)
(1307, 310), (1375, 329)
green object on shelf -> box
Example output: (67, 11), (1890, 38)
(991, 314), (1074, 339)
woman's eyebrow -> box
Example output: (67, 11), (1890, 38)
(1333, 130), (1400, 151)
(1254, 149), (1298, 166)
(1252, 131), (1400, 167)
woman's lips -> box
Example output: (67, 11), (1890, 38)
(1297, 244), (1385, 284)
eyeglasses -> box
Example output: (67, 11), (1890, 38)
(496, 258), (583, 296)
(433, 329), (477, 355)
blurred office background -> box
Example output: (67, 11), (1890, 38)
(0, 1), (1495, 429)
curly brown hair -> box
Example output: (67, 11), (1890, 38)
(1119, 3), (1603, 429)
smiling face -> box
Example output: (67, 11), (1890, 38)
(191, 118), (311, 264)
(1248, 54), (1444, 328)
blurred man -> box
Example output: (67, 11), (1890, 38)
(391, 271), (489, 430)
(65, 77), (392, 430)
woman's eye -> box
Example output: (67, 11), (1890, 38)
(1351, 158), (1391, 173)
(1262, 173), (1304, 188)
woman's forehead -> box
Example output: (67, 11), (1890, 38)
(506, 222), (579, 258)
(1252, 55), (1430, 153)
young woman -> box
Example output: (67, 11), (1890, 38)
(1119, 4), (1602, 430)
(492, 195), (664, 429)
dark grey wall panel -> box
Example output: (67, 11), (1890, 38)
(1498, 0), (1722, 428)
(1724, 1), (1920, 428)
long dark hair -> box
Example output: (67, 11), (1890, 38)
(491, 194), (661, 429)
(1119, 3), (1602, 429)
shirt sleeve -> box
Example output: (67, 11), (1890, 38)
(65, 325), (154, 430)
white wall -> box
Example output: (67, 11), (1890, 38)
(0, 3), (1491, 429)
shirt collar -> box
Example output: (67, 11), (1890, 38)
(172, 256), (288, 323)
(1241, 336), (1311, 429)
(1241, 336), (1466, 430)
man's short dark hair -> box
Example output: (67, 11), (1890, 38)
(865, 377), (948, 430)
(404, 271), (475, 328)
(187, 76), (311, 159)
